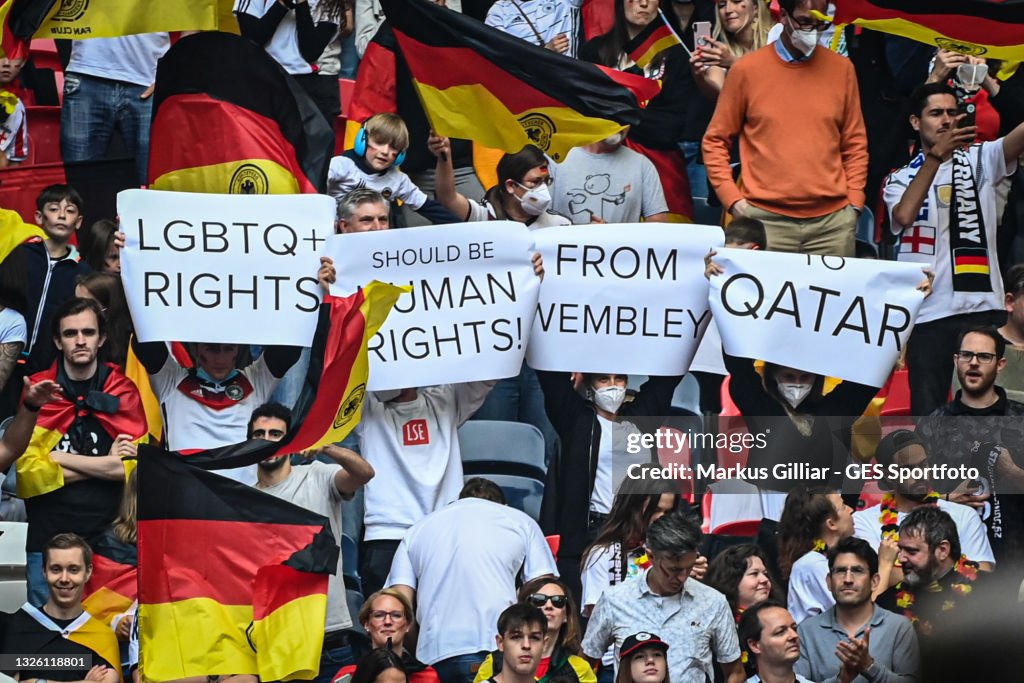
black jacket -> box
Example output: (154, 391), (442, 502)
(537, 371), (680, 558)
(22, 241), (91, 374)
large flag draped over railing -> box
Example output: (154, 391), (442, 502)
(832, 0), (1024, 60)
(379, 0), (661, 162)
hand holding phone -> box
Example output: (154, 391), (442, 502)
(693, 21), (712, 47)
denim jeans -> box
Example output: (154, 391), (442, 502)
(61, 72), (154, 185)
(470, 363), (559, 466)
(432, 651), (488, 683)
(312, 643), (356, 683)
(270, 347), (312, 410)
(26, 550), (47, 607)
(680, 140), (708, 200)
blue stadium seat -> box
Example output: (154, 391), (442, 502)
(458, 420), (546, 477)
(464, 473), (544, 522)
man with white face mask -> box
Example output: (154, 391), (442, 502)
(550, 131), (670, 224)
(537, 370), (682, 601)
(703, 0), (868, 257)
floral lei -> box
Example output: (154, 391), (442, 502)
(880, 491), (940, 542)
(894, 555), (978, 635)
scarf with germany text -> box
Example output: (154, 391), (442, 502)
(950, 143), (994, 295)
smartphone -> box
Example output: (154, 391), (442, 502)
(958, 101), (977, 129)
(693, 21), (712, 47)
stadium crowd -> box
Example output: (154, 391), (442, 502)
(3, 0), (1024, 682)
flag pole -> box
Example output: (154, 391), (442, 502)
(659, 9), (693, 57)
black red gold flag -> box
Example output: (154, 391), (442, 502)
(176, 282), (405, 472)
(625, 12), (682, 68)
(832, 0), (1024, 60)
(379, 0), (660, 162)
(83, 534), (137, 628)
(148, 31), (333, 194)
(137, 446), (338, 681)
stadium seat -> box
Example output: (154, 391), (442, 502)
(25, 105), (62, 165)
(341, 534), (361, 592)
(670, 374), (701, 415)
(339, 78), (356, 118)
(691, 196), (722, 226)
(29, 40), (61, 73)
(879, 369), (911, 417)
(546, 534), (560, 560)
(465, 473), (544, 522)
(0, 521), (27, 613)
(711, 518), (761, 536)
(458, 420), (546, 476)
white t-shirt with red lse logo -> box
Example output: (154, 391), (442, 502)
(356, 382), (496, 541)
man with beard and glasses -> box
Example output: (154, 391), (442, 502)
(852, 430), (994, 596)
(249, 402), (376, 683)
(877, 507), (987, 642)
(796, 537), (919, 683)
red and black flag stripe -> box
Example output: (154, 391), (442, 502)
(148, 31), (334, 194)
(379, 0), (660, 162)
(832, 0), (1024, 60)
(83, 534), (137, 628)
(137, 445), (338, 681)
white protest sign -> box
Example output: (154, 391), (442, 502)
(326, 221), (541, 390)
(118, 189), (333, 345)
(526, 224), (724, 374)
(708, 249), (927, 387)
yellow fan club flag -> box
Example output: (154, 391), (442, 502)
(0, 208), (45, 262)
(34, 0), (238, 40)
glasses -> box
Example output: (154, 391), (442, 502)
(528, 593), (568, 608)
(369, 610), (405, 622)
(956, 351), (998, 364)
(788, 15), (832, 31)
(517, 176), (554, 190)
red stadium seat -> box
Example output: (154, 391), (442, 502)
(879, 369), (911, 417)
(24, 106), (62, 165)
(339, 78), (355, 118)
(545, 535), (560, 561)
(29, 39), (61, 73)
(712, 519), (761, 536)
(0, 161), (67, 222)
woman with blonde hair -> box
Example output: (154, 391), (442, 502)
(691, 0), (774, 95)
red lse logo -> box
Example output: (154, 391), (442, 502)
(403, 419), (429, 446)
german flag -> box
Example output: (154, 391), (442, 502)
(176, 281), (406, 472)
(83, 534), (137, 628)
(16, 363), (148, 499)
(0, 0), (237, 58)
(379, 0), (660, 162)
(344, 24), (399, 150)
(625, 12), (682, 69)
(831, 0), (1024, 61)
(0, 209), (45, 263)
(148, 31), (333, 194)
(137, 446), (338, 681)
(953, 248), (991, 276)
(0, 0), (28, 61)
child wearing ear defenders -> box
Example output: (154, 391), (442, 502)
(327, 112), (458, 225)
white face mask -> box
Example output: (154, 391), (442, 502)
(778, 383), (813, 408)
(603, 131), (626, 146)
(373, 389), (402, 403)
(957, 63), (988, 91)
(516, 182), (552, 216)
(787, 18), (820, 55)
(593, 386), (627, 413)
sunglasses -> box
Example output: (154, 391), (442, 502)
(528, 593), (568, 608)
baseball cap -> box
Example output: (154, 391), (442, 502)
(620, 632), (669, 659)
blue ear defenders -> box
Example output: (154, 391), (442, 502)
(354, 126), (407, 167)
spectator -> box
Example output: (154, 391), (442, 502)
(431, 139), (571, 228)
(352, 648), (409, 683)
(0, 251), (29, 418)
(883, 81), (1024, 415)
(332, 589), (441, 683)
(998, 264), (1024, 356)
(385, 478), (557, 683)
(795, 537), (920, 683)
(75, 272), (133, 369)
(615, 633), (669, 683)
(705, 544), (781, 622)
(311, 3), (354, 128)
(876, 507), (987, 641)
(235, 0), (345, 122)
(581, 509), (744, 683)
(579, 0), (696, 221)
(249, 401), (376, 682)
(354, 0), (463, 58)
(475, 577), (595, 683)
(778, 486), (855, 623)
(736, 601), (811, 683)
(23, 185), (92, 376)
(89, 468), (138, 640)
(337, 188), (391, 232)
(702, 0), (867, 256)
(580, 471), (680, 618)
(690, 0), (774, 95)
(79, 218), (120, 274)
(551, 130), (670, 223)
(485, 0), (583, 57)
(2, 534), (119, 682)
(327, 113), (458, 224)
(852, 430), (995, 595)
(17, 298), (146, 608)
(0, 375), (60, 484)
(61, 35), (170, 184)
(0, 83), (28, 167)
(537, 371), (681, 599)
(480, 603), (548, 683)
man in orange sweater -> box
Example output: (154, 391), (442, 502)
(702, 0), (868, 257)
